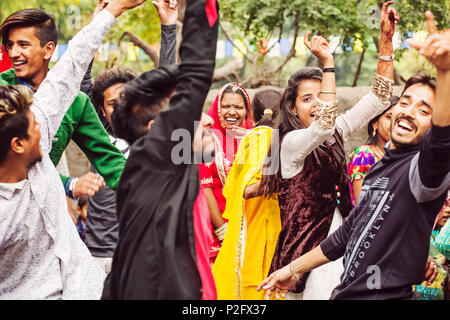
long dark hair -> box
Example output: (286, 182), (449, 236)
(252, 86), (283, 128)
(261, 67), (347, 196)
(366, 95), (399, 145)
(251, 87), (283, 198)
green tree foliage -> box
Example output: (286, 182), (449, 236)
(219, 0), (449, 87)
(0, 0), (162, 74)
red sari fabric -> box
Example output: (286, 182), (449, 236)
(199, 83), (253, 262)
(193, 187), (217, 300)
(0, 47), (11, 73)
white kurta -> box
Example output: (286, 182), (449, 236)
(0, 10), (116, 299)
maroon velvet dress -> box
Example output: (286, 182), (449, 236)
(270, 135), (352, 293)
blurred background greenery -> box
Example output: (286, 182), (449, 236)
(1, 0), (449, 89)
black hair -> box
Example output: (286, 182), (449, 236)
(0, 8), (58, 49)
(366, 95), (399, 145)
(401, 72), (436, 96)
(251, 86), (283, 199)
(111, 64), (179, 144)
(263, 67), (347, 196)
(252, 86), (283, 127)
(0, 85), (33, 164)
(92, 67), (137, 109)
(221, 84), (250, 112)
(92, 67), (136, 132)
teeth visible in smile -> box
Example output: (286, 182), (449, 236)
(226, 118), (237, 121)
(13, 61), (26, 66)
(398, 120), (413, 131)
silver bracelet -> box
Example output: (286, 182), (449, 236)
(290, 261), (299, 280)
(378, 54), (395, 61)
(69, 177), (79, 200)
(319, 91), (336, 95)
(214, 222), (228, 242)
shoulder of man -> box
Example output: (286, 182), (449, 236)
(0, 68), (18, 85)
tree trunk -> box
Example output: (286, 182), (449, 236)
(352, 48), (365, 87)
(213, 58), (244, 82)
(118, 31), (160, 67)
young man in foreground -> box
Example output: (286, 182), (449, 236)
(0, 0), (145, 299)
(258, 12), (450, 300)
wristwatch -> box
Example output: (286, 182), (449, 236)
(378, 54), (395, 61)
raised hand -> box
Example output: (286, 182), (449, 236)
(380, 1), (399, 38)
(407, 11), (450, 72)
(106, 0), (147, 18)
(152, 0), (179, 25)
(93, 0), (110, 17)
(304, 32), (334, 67)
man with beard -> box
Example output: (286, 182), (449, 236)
(258, 11), (450, 300)
(102, 0), (219, 300)
(0, 0), (145, 299)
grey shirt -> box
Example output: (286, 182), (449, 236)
(85, 24), (177, 258)
(86, 136), (129, 257)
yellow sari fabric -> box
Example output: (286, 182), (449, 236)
(212, 126), (281, 300)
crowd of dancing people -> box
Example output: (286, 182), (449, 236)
(0, 0), (449, 300)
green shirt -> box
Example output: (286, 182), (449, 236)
(0, 68), (126, 190)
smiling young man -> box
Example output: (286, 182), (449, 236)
(0, 7), (126, 196)
(258, 12), (450, 300)
(0, 0), (146, 300)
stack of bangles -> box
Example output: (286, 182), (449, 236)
(214, 222), (228, 243)
(65, 177), (78, 200)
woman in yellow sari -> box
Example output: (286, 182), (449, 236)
(213, 87), (282, 299)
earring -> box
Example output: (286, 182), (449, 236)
(373, 128), (377, 137)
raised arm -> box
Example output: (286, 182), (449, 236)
(153, 0), (178, 67)
(407, 12), (450, 127)
(406, 12), (450, 200)
(280, 34), (338, 178)
(32, 0), (145, 153)
(135, 0), (219, 164)
(335, 1), (398, 141)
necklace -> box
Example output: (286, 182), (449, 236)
(374, 144), (384, 159)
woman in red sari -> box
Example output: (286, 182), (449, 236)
(199, 82), (254, 264)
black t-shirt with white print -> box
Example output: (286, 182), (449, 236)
(321, 124), (450, 300)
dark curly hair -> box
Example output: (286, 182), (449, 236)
(92, 67), (136, 132)
(111, 64), (179, 145)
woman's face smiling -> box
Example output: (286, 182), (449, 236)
(292, 79), (321, 127)
(219, 92), (247, 129)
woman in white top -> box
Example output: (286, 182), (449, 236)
(264, 1), (398, 300)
